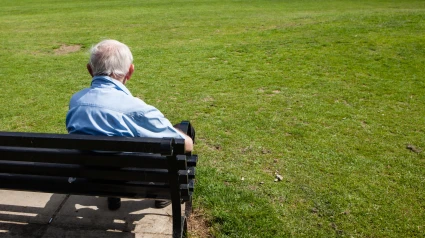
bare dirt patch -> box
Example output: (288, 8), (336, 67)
(188, 208), (213, 237)
(54, 44), (82, 55)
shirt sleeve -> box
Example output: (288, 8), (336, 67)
(125, 105), (186, 139)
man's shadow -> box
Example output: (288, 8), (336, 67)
(0, 193), (171, 238)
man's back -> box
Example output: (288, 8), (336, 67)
(66, 75), (185, 139)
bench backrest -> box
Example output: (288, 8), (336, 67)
(0, 132), (197, 201)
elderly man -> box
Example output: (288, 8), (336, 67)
(66, 39), (194, 210)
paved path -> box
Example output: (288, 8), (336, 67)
(0, 190), (174, 237)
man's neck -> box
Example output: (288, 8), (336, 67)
(109, 75), (126, 84)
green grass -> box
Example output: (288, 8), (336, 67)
(1, 0), (425, 237)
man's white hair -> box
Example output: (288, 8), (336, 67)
(89, 39), (133, 78)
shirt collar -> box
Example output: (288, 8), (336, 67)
(91, 76), (132, 96)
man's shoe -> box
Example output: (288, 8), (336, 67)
(155, 200), (171, 208)
(108, 197), (121, 210)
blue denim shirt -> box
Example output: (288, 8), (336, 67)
(66, 76), (185, 139)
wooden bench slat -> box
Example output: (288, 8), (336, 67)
(0, 174), (193, 200)
(0, 146), (189, 170)
(0, 161), (175, 183)
(187, 155), (198, 167)
(0, 132), (185, 155)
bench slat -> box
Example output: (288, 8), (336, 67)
(0, 147), (188, 170)
(0, 174), (191, 200)
(0, 132), (186, 155)
(0, 161), (174, 182)
(187, 155), (198, 167)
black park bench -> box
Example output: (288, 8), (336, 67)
(0, 123), (198, 238)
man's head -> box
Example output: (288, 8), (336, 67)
(87, 39), (134, 83)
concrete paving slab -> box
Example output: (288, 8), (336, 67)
(40, 226), (137, 238)
(0, 190), (67, 224)
(0, 190), (180, 238)
(0, 221), (48, 238)
(52, 195), (174, 237)
(0, 221), (172, 238)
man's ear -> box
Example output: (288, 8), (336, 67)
(125, 64), (135, 80)
(87, 64), (94, 77)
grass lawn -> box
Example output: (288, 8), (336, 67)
(1, 0), (424, 237)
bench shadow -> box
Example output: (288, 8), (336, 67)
(0, 193), (172, 238)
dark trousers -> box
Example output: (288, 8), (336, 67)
(174, 121), (196, 144)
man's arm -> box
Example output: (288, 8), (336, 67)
(175, 128), (193, 153)
(130, 102), (194, 152)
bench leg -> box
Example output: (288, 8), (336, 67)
(168, 152), (185, 238)
(182, 215), (188, 238)
(171, 201), (185, 238)
(185, 196), (193, 217)
(107, 197), (121, 210)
